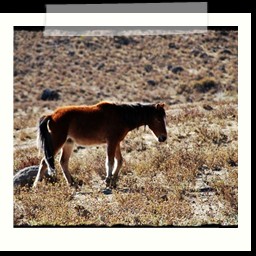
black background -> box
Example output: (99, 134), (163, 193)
(0, 1), (254, 13)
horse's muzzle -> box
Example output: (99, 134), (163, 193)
(158, 135), (167, 142)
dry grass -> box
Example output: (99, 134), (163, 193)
(14, 147), (40, 171)
(13, 29), (238, 227)
(14, 101), (238, 226)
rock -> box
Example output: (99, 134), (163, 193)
(228, 159), (238, 167)
(147, 80), (157, 86)
(97, 63), (105, 70)
(114, 36), (137, 46)
(40, 89), (60, 101)
(13, 165), (51, 188)
(144, 65), (153, 73)
(84, 42), (94, 48)
(199, 187), (215, 193)
(168, 43), (179, 49)
(219, 65), (226, 72)
(167, 64), (173, 71)
(220, 49), (232, 55)
(198, 164), (209, 171)
(200, 53), (209, 59)
(56, 38), (70, 45)
(14, 165), (39, 187)
(160, 194), (168, 201)
(114, 36), (130, 45)
(219, 30), (229, 36)
(172, 66), (184, 74)
(203, 104), (213, 111)
(219, 56), (227, 61)
(68, 51), (75, 57)
(191, 49), (200, 57)
(212, 166), (222, 172)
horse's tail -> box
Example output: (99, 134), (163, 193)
(37, 115), (55, 174)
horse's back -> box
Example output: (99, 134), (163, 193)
(50, 103), (119, 145)
(52, 102), (113, 117)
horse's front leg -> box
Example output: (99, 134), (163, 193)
(105, 141), (117, 187)
(59, 139), (75, 186)
(112, 143), (123, 188)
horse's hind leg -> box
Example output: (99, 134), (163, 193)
(112, 143), (123, 188)
(33, 158), (48, 187)
(59, 139), (75, 185)
(105, 141), (117, 187)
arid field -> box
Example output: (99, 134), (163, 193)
(13, 29), (238, 226)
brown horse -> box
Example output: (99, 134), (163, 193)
(33, 101), (167, 188)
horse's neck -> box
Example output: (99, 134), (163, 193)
(124, 104), (151, 130)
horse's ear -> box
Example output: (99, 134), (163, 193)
(156, 103), (165, 109)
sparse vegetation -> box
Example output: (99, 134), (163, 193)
(14, 29), (238, 226)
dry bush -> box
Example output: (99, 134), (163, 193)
(13, 112), (38, 130)
(14, 182), (79, 226)
(192, 78), (219, 93)
(68, 147), (106, 185)
(14, 142), (196, 226)
(177, 78), (219, 96)
(14, 147), (40, 172)
(13, 112), (238, 226)
(207, 167), (238, 223)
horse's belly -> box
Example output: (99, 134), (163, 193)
(68, 129), (106, 145)
(68, 121), (108, 145)
(72, 136), (106, 146)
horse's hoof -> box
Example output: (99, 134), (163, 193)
(102, 188), (112, 195)
(110, 181), (117, 189)
(69, 176), (82, 188)
(47, 169), (56, 177)
(110, 177), (117, 189)
(105, 177), (112, 187)
(32, 182), (38, 189)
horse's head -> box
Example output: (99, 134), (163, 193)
(148, 103), (167, 142)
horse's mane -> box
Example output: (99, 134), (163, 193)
(97, 101), (165, 129)
(116, 102), (155, 129)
